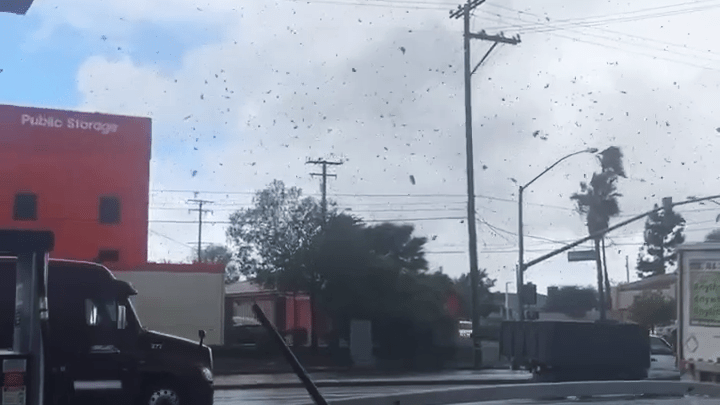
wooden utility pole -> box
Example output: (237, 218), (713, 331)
(450, 0), (520, 369)
(307, 159), (343, 224)
(188, 199), (213, 262)
(306, 159), (342, 351)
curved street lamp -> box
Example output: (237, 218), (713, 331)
(516, 147), (598, 320)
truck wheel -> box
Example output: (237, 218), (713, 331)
(141, 382), (183, 405)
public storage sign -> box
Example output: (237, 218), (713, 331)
(20, 113), (119, 135)
(0, 104), (151, 156)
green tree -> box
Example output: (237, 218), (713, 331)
(312, 215), (457, 369)
(571, 146), (626, 312)
(190, 244), (239, 284)
(544, 286), (598, 319)
(226, 180), (325, 347)
(636, 204), (686, 278)
(705, 229), (720, 242)
(226, 180), (324, 291)
(453, 272), (497, 320)
(628, 291), (676, 333)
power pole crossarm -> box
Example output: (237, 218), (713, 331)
(468, 31), (521, 44)
(306, 159), (342, 226)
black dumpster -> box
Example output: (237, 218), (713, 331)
(500, 320), (650, 382)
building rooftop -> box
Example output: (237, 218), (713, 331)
(616, 273), (677, 292)
(225, 280), (279, 296)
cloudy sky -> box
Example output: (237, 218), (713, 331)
(3, 0), (720, 295)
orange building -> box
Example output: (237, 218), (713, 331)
(0, 104), (150, 268)
(0, 104), (225, 345)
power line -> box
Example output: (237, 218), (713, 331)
(478, 4), (720, 71)
(151, 189), (576, 211)
(483, 3), (720, 65)
(148, 216), (468, 224)
(483, 0), (720, 33)
(286, 0), (448, 10)
(149, 229), (194, 249)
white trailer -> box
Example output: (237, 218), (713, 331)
(677, 242), (720, 382)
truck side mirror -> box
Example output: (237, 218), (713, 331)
(198, 329), (206, 346)
(85, 299), (98, 326)
(117, 305), (127, 330)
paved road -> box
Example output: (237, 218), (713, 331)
(214, 387), (714, 405)
(214, 369), (532, 389)
(214, 385), (465, 404)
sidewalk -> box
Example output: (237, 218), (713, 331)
(214, 369), (533, 390)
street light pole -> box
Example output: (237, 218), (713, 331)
(505, 281), (512, 320)
(516, 148), (598, 320)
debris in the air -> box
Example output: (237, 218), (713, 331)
(409, 175), (416, 185)
(400, 46), (406, 54)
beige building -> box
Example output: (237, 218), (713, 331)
(610, 273), (677, 323)
(115, 262), (226, 346)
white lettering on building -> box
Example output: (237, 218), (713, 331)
(20, 114), (119, 135)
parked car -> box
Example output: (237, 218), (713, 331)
(227, 316), (273, 352)
(649, 334), (680, 380)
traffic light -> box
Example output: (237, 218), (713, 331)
(521, 283), (537, 306)
(662, 197), (673, 215)
(0, 0), (34, 15)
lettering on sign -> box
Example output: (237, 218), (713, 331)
(20, 114), (119, 135)
(689, 260), (720, 326)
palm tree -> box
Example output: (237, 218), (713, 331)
(570, 147), (625, 320)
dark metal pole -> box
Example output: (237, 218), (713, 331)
(594, 238), (606, 320)
(462, 1), (482, 369)
(517, 186), (525, 321)
(524, 194), (720, 270)
(516, 148), (596, 321)
(198, 201), (203, 262)
(252, 304), (329, 405)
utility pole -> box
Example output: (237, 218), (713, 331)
(306, 159), (342, 352)
(450, 0), (520, 369)
(626, 255), (630, 283)
(307, 159), (343, 224)
(188, 199), (213, 262)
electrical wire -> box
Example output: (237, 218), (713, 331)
(478, 5), (720, 71)
(483, 0), (720, 33)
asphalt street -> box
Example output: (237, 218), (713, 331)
(213, 385), (465, 404)
(214, 387), (715, 405)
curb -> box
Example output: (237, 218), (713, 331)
(214, 377), (533, 390)
(214, 368), (346, 376)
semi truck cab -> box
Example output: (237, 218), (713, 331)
(1, 257), (214, 405)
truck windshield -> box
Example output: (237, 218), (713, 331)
(127, 297), (143, 330)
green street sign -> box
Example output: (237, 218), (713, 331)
(568, 250), (598, 262)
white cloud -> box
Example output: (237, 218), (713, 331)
(51, 0), (720, 295)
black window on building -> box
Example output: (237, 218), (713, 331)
(96, 249), (120, 263)
(14, 193), (37, 221)
(99, 196), (121, 224)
